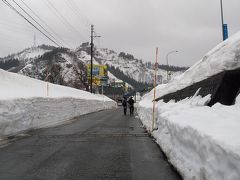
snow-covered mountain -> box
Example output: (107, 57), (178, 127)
(0, 43), (187, 91)
(0, 45), (88, 90)
(76, 43), (186, 85)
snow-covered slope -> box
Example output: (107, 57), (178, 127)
(1, 44), (186, 91)
(14, 47), (51, 61)
(145, 31), (240, 101)
(1, 45), (88, 90)
(76, 46), (185, 85)
(0, 69), (116, 138)
(96, 48), (184, 84)
(138, 31), (240, 180)
(0, 45), (54, 63)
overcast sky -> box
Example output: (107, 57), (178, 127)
(1, 0), (240, 66)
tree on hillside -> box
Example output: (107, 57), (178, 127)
(107, 65), (152, 92)
(118, 52), (134, 60)
(0, 59), (19, 70)
(145, 61), (188, 71)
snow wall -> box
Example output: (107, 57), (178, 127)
(0, 69), (116, 139)
(138, 95), (240, 180)
(0, 97), (116, 138)
(149, 31), (240, 103)
(137, 31), (240, 180)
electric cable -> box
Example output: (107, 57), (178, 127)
(44, 0), (87, 42)
(1, 0), (61, 47)
(11, 0), (64, 47)
(65, 0), (90, 31)
(19, 0), (72, 48)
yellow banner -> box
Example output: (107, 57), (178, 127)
(87, 64), (108, 86)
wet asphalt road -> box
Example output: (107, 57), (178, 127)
(0, 108), (182, 180)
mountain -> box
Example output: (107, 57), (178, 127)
(76, 43), (187, 85)
(0, 43), (187, 92)
(0, 45), (88, 90)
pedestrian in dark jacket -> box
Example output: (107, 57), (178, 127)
(128, 97), (135, 115)
(122, 97), (127, 115)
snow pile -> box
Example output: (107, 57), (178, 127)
(138, 94), (240, 180)
(138, 31), (240, 180)
(0, 69), (116, 138)
(145, 31), (240, 100)
(0, 69), (107, 100)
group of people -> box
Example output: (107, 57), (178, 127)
(122, 96), (135, 116)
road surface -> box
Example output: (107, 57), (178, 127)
(0, 108), (182, 180)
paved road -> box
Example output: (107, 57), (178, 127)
(0, 108), (182, 180)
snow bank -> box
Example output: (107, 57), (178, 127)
(138, 94), (240, 180)
(145, 31), (240, 100)
(138, 32), (240, 180)
(0, 69), (111, 100)
(0, 69), (116, 138)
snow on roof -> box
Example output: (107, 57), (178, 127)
(145, 31), (240, 101)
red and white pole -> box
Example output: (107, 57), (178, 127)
(152, 47), (158, 131)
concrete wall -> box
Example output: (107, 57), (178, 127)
(156, 68), (240, 106)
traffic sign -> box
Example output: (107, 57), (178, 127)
(223, 24), (228, 40)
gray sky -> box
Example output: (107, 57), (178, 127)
(0, 0), (240, 66)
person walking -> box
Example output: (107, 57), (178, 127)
(128, 96), (135, 115)
(122, 97), (127, 115)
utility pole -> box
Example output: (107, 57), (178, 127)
(90, 25), (101, 93)
(220, 0), (224, 41)
(90, 25), (93, 93)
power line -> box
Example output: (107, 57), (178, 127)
(43, 0), (86, 44)
(19, 0), (72, 48)
(1, 0), (61, 47)
(44, 0), (87, 42)
(65, 0), (91, 30)
(11, 0), (64, 47)
(72, 0), (91, 26)
(62, 1), (89, 40)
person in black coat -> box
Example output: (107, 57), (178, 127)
(128, 96), (135, 115)
(122, 97), (127, 115)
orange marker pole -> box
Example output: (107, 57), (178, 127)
(152, 48), (158, 131)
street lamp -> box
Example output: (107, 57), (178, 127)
(220, 0), (225, 41)
(166, 50), (178, 82)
